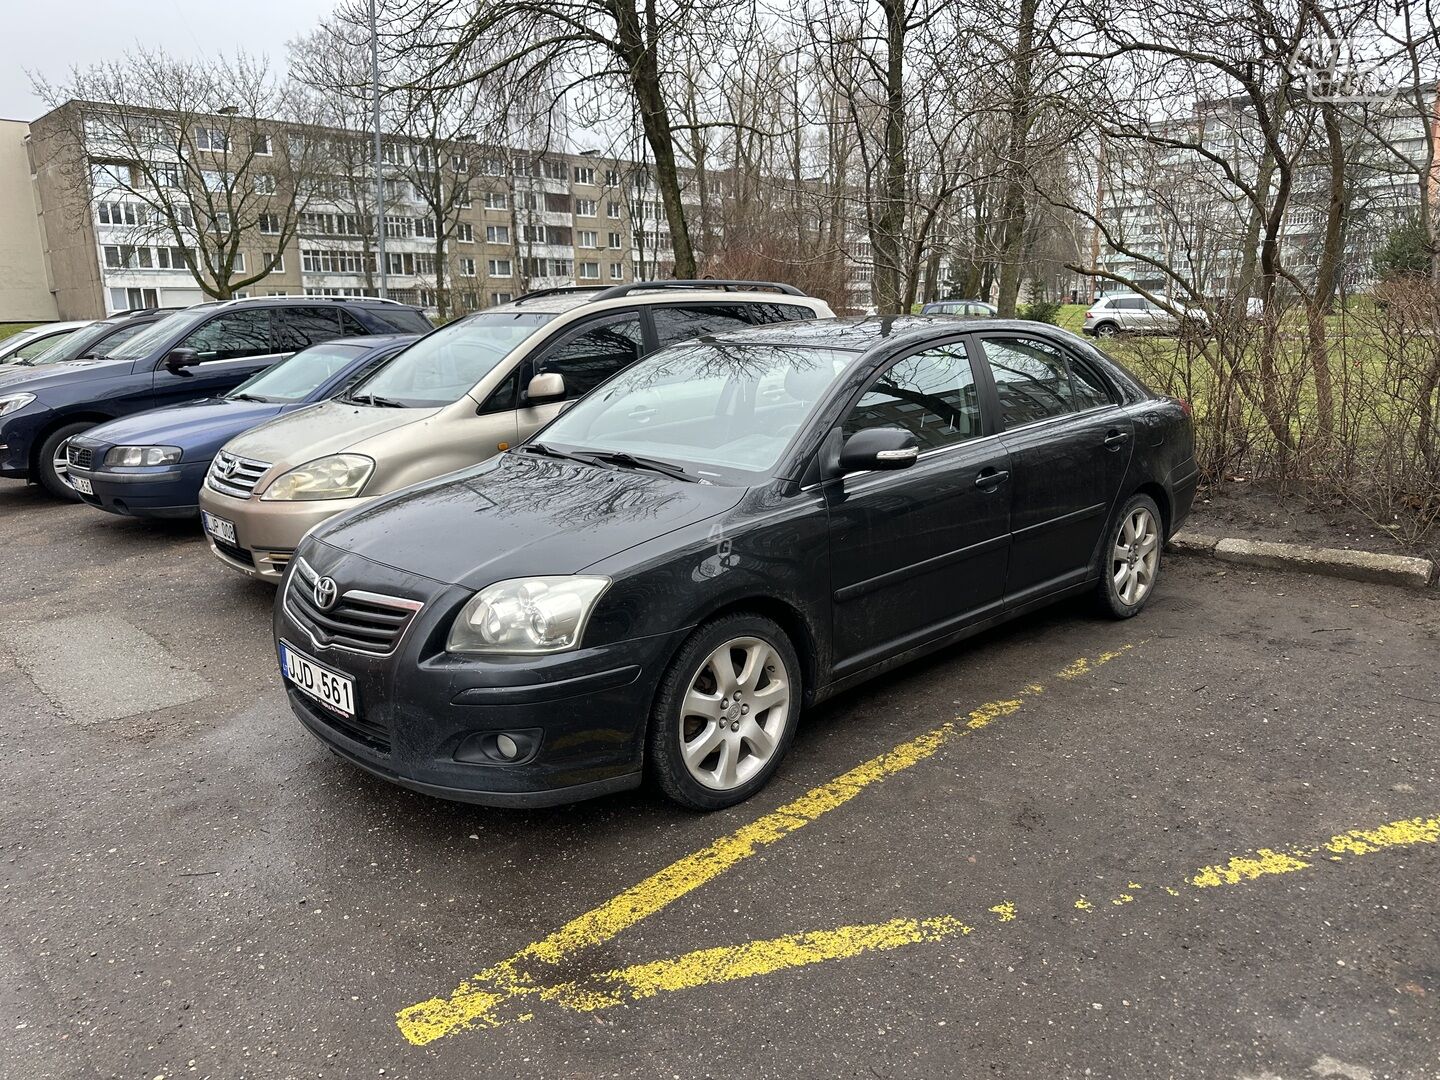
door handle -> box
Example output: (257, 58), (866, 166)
(975, 468), (1010, 490)
(1103, 430), (1131, 448)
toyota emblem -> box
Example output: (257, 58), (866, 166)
(313, 576), (339, 611)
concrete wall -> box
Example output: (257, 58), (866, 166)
(0, 119), (59, 322)
(28, 106), (105, 320)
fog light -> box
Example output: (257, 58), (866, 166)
(453, 728), (542, 766)
(495, 734), (519, 760)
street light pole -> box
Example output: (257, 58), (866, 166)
(369, 0), (388, 299)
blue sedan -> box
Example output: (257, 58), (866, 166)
(67, 334), (416, 519)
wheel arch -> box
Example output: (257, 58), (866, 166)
(1131, 481), (1172, 537)
(676, 594), (823, 707)
(28, 412), (114, 473)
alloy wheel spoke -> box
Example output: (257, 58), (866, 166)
(748, 679), (787, 715)
(681, 723), (725, 768)
(707, 651), (740, 697)
(735, 643), (768, 693)
(683, 686), (724, 721)
(713, 738), (739, 788)
(740, 717), (776, 758)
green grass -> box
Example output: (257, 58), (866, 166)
(0, 323), (39, 341)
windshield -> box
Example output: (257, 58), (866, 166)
(537, 342), (855, 482)
(348, 311), (553, 406)
(23, 320), (146, 365)
(107, 308), (211, 360)
(227, 341), (374, 404)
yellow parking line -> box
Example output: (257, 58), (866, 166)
(395, 643), (1137, 1046)
(440, 813), (1439, 1027)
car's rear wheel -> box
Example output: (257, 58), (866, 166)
(35, 422), (93, 501)
(1094, 321), (1120, 339)
(1097, 494), (1163, 618)
(648, 613), (801, 810)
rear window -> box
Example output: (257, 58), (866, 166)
(356, 306), (433, 334)
(650, 302), (815, 349)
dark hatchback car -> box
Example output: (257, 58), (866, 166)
(68, 335), (418, 519)
(0, 296), (430, 499)
(273, 316), (1197, 811)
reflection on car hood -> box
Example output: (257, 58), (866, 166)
(81, 398), (288, 454)
(0, 358), (129, 393)
(218, 397), (439, 467)
(311, 450), (746, 588)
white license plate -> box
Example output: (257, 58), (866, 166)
(71, 476), (93, 495)
(280, 640), (356, 717)
(202, 510), (238, 545)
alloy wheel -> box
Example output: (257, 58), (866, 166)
(1112, 506), (1159, 606)
(678, 636), (792, 791)
(51, 439), (75, 490)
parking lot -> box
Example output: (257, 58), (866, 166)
(2, 476), (1437, 1080)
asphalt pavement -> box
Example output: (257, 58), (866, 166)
(2, 477), (1437, 1080)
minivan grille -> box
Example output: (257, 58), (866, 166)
(285, 557), (423, 657)
(67, 445), (94, 470)
(206, 451), (270, 498)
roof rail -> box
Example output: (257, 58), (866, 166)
(217, 294), (407, 307)
(591, 279), (808, 301)
(512, 285), (605, 305)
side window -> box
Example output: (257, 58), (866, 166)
(980, 336), (1082, 426)
(1113, 297), (1145, 311)
(97, 322), (150, 352)
(364, 307), (432, 334)
(479, 368), (518, 414)
(1069, 355), (1114, 410)
(339, 309), (370, 336)
(178, 310), (273, 361)
(15, 335), (66, 359)
(535, 314), (644, 399)
(651, 304), (754, 348)
(275, 307), (343, 351)
(841, 342), (981, 452)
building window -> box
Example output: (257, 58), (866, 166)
(416, 217), (437, 239)
(302, 249), (377, 274)
(492, 292), (512, 305)
(385, 214), (415, 239)
(452, 151), (469, 172)
(488, 258), (512, 277)
(485, 224), (509, 244)
(258, 212), (280, 234)
(195, 126), (227, 151)
(605, 169), (620, 187)
(607, 201), (622, 219)
(459, 257), (477, 277)
(579, 230), (598, 248)
(579, 261), (600, 280)
(522, 224), (545, 243)
(484, 192), (508, 211)
(202, 169), (225, 191)
(609, 261), (624, 280)
(575, 198), (597, 216)
(253, 134), (272, 155)
(456, 222), (474, 243)
(541, 159), (567, 180)
(254, 174), (276, 195)
(608, 231), (622, 249)
(483, 158), (504, 176)
(126, 287), (160, 309)
(574, 165), (595, 185)
(455, 184), (472, 208)
(264, 252), (284, 273)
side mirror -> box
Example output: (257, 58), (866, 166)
(165, 347), (201, 371)
(837, 427), (920, 473)
(525, 371), (566, 404)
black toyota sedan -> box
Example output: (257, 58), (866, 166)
(273, 316), (1197, 810)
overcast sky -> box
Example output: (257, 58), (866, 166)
(0, 0), (337, 120)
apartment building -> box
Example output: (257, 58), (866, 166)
(19, 101), (697, 321)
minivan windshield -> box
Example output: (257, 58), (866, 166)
(107, 308), (210, 360)
(227, 340), (379, 404)
(535, 342), (855, 482)
(345, 311), (553, 407)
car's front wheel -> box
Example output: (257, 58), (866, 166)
(1094, 321), (1120, 339)
(35, 422), (94, 501)
(1097, 493), (1163, 618)
(648, 613), (802, 810)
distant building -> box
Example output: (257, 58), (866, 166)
(0, 118), (59, 322)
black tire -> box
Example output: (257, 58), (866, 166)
(647, 612), (803, 811)
(1094, 321), (1120, 339)
(35, 422), (94, 501)
(1095, 493), (1164, 619)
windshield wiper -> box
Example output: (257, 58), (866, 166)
(229, 392), (270, 403)
(344, 392), (406, 408)
(521, 441), (612, 468)
(582, 450), (701, 483)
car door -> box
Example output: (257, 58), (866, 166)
(515, 310), (645, 439)
(823, 338), (1012, 675)
(975, 333), (1133, 604)
(149, 309), (287, 408)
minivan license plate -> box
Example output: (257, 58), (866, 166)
(280, 641), (356, 717)
(202, 510), (238, 545)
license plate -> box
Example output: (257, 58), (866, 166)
(71, 476), (93, 495)
(202, 510), (238, 545)
(280, 640), (356, 717)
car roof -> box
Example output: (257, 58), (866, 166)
(321, 333), (418, 352)
(487, 284), (826, 317)
(700, 314), (1065, 351)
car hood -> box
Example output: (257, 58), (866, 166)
(0, 358), (132, 394)
(219, 398), (438, 466)
(310, 450), (746, 588)
(82, 398), (288, 454)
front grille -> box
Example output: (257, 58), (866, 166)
(293, 688), (392, 753)
(212, 538), (254, 567)
(68, 444), (94, 470)
(285, 557), (423, 657)
(267, 550), (294, 569)
(206, 451), (270, 498)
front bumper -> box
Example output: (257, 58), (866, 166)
(273, 541), (684, 807)
(70, 460), (209, 518)
(199, 484), (369, 583)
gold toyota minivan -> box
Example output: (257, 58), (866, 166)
(199, 281), (833, 581)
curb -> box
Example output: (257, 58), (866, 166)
(1165, 532), (1436, 590)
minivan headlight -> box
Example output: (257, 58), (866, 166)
(261, 454), (374, 501)
(105, 445), (181, 467)
(0, 392), (36, 417)
(447, 576), (610, 655)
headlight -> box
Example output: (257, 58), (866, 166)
(0, 393), (36, 417)
(105, 445), (181, 467)
(261, 454), (374, 501)
(447, 576), (610, 655)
